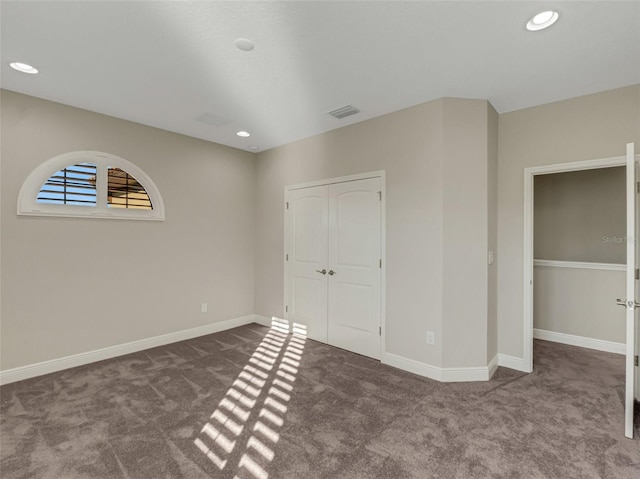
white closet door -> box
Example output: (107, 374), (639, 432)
(286, 185), (329, 343)
(327, 177), (382, 359)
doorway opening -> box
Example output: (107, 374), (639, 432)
(523, 155), (626, 372)
(524, 147), (639, 438)
(532, 166), (627, 353)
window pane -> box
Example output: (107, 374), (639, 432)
(37, 163), (97, 206)
(107, 168), (152, 210)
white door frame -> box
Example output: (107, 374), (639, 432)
(284, 170), (386, 356)
(523, 156), (627, 373)
(624, 142), (638, 437)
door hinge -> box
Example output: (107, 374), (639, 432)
(285, 305), (288, 313)
(379, 259), (382, 268)
(286, 253), (289, 261)
(636, 268), (639, 280)
(636, 181), (639, 194)
(379, 326), (382, 336)
(635, 355), (639, 367)
(378, 191), (382, 201)
(286, 201), (289, 210)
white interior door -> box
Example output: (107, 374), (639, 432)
(624, 142), (638, 439)
(286, 185), (329, 343)
(327, 178), (382, 359)
(285, 175), (383, 360)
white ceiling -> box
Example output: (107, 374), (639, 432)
(1, 1), (639, 153)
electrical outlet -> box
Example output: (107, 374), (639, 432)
(426, 331), (435, 345)
(201, 303), (208, 313)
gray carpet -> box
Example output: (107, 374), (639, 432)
(1, 323), (639, 478)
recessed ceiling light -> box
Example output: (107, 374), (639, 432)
(9, 62), (38, 74)
(235, 38), (254, 52)
(526, 10), (559, 31)
(237, 130), (251, 137)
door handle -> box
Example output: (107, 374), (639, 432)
(316, 269), (327, 275)
(328, 270), (336, 276)
(616, 299), (640, 309)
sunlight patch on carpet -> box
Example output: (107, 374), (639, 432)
(193, 317), (307, 478)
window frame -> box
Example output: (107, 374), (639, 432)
(18, 151), (165, 221)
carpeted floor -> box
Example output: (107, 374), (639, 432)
(1, 322), (639, 478)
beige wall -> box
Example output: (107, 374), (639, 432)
(534, 167), (626, 264)
(256, 100), (447, 367)
(441, 99), (493, 368)
(256, 98), (496, 369)
(534, 266), (626, 343)
(0, 90), (257, 370)
(533, 167), (625, 345)
(4, 83), (637, 375)
(487, 104), (499, 363)
(497, 85), (640, 359)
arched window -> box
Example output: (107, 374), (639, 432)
(18, 151), (165, 220)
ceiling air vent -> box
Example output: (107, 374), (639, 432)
(196, 112), (232, 127)
(328, 105), (360, 119)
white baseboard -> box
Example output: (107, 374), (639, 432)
(0, 314), (269, 385)
(497, 353), (529, 372)
(382, 352), (497, 382)
(533, 328), (625, 355)
(1, 314), (539, 386)
(441, 365), (494, 382)
(382, 352), (444, 381)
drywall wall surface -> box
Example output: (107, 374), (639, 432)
(256, 100), (447, 367)
(487, 103), (499, 364)
(534, 167), (625, 264)
(497, 84), (640, 359)
(0, 90), (257, 370)
(441, 98), (490, 368)
(534, 266), (625, 343)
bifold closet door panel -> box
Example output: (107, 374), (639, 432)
(327, 177), (382, 360)
(286, 185), (329, 343)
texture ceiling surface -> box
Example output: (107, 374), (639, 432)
(2, 1), (639, 152)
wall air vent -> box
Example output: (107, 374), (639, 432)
(328, 105), (360, 119)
